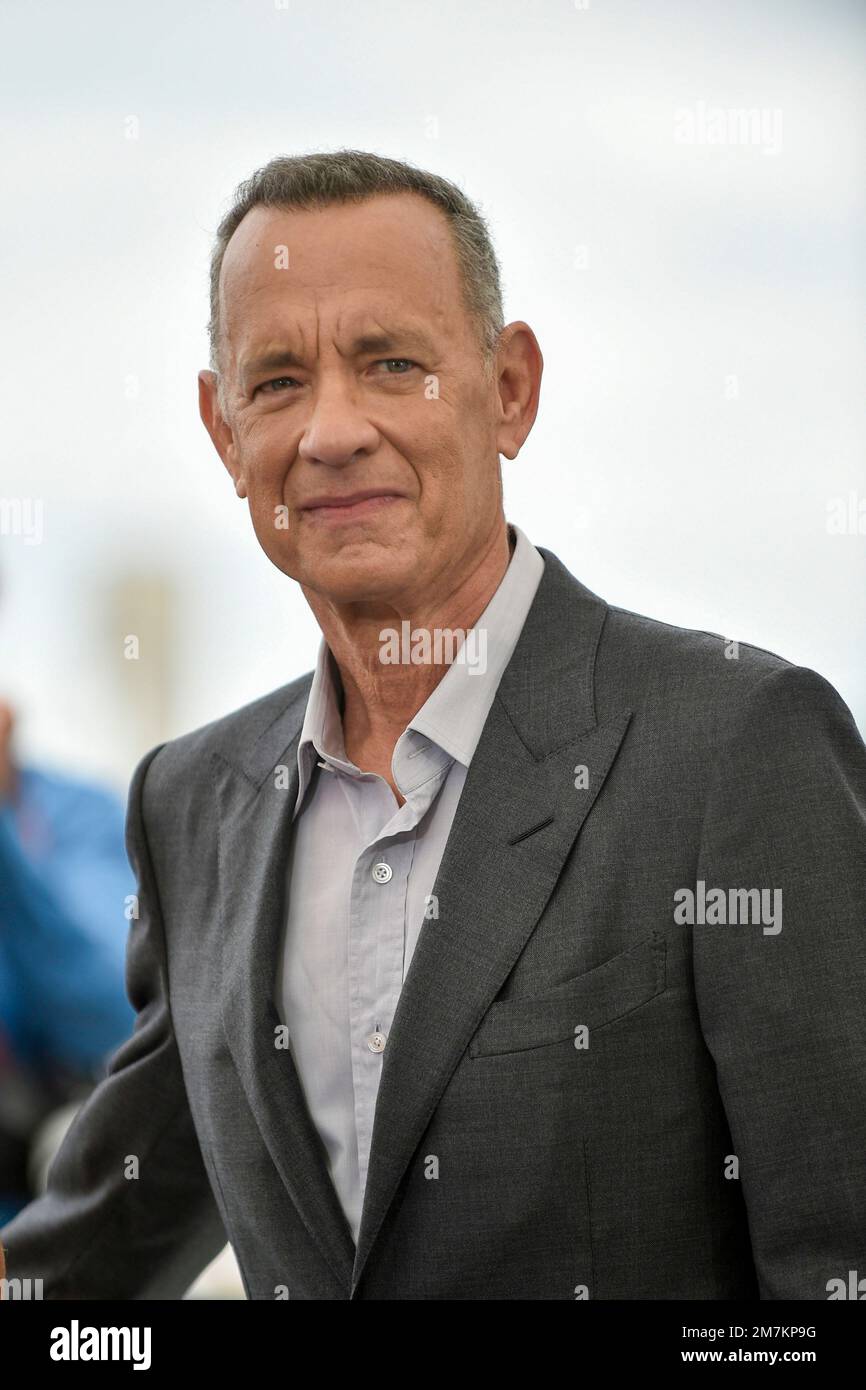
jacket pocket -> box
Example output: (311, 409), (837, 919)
(468, 931), (666, 1059)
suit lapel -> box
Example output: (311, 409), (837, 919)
(351, 549), (632, 1291)
(214, 685), (357, 1292)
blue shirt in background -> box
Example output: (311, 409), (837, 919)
(0, 766), (136, 1222)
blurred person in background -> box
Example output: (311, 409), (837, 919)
(0, 696), (136, 1223)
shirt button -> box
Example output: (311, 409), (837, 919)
(371, 861), (393, 884)
(366, 1031), (387, 1053)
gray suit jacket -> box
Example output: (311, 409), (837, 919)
(3, 546), (865, 1299)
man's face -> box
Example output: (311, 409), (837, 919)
(200, 193), (526, 609)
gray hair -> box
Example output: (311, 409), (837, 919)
(207, 148), (505, 395)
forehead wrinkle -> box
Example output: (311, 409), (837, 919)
(334, 290), (452, 347)
(227, 284), (316, 371)
(226, 262), (461, 376)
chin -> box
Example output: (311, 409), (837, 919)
(295, 548), (419, 604)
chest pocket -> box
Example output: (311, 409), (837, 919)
(468, 931), (667, 1058)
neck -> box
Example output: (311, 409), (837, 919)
(303, 520), (514, 757)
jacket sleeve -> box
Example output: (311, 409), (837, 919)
(0, 745), (228, 1299)
(692, 663), (866, 1299)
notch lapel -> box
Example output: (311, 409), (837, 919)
(214, 686), (356, 1292)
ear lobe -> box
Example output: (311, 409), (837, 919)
(493, 322), (542, 461)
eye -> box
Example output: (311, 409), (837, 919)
(255, 376), (300, 395)
(375, 358), (418, 374)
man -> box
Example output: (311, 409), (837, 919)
(1, 149), (864, 1300)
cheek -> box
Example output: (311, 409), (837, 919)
(236, 426), (293, 497)
(234, 435), (293, 546)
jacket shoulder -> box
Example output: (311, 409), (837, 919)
(592, 596), (861, 750)
(597, 599), (794, 702)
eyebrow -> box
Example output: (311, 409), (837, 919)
(240, 328), (437, 385)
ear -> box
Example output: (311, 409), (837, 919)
(198, 369), (247, 498)
(493, 322), (543, 461)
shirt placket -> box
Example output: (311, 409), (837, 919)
(345, 781), (416, 1200)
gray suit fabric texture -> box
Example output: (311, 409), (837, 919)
(2, 544), (865, 1300)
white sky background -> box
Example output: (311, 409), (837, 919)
(0, 0), (864, 792)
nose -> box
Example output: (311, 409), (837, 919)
(297, 370), (381, 468)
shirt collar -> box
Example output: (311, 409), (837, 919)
(294, 522), (544, 813)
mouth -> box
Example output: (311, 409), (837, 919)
(299, 490), (407, 524)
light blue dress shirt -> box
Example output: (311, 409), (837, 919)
(274, 522), (544, 1242)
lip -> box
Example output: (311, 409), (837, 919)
(300, 490), (407, 522)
